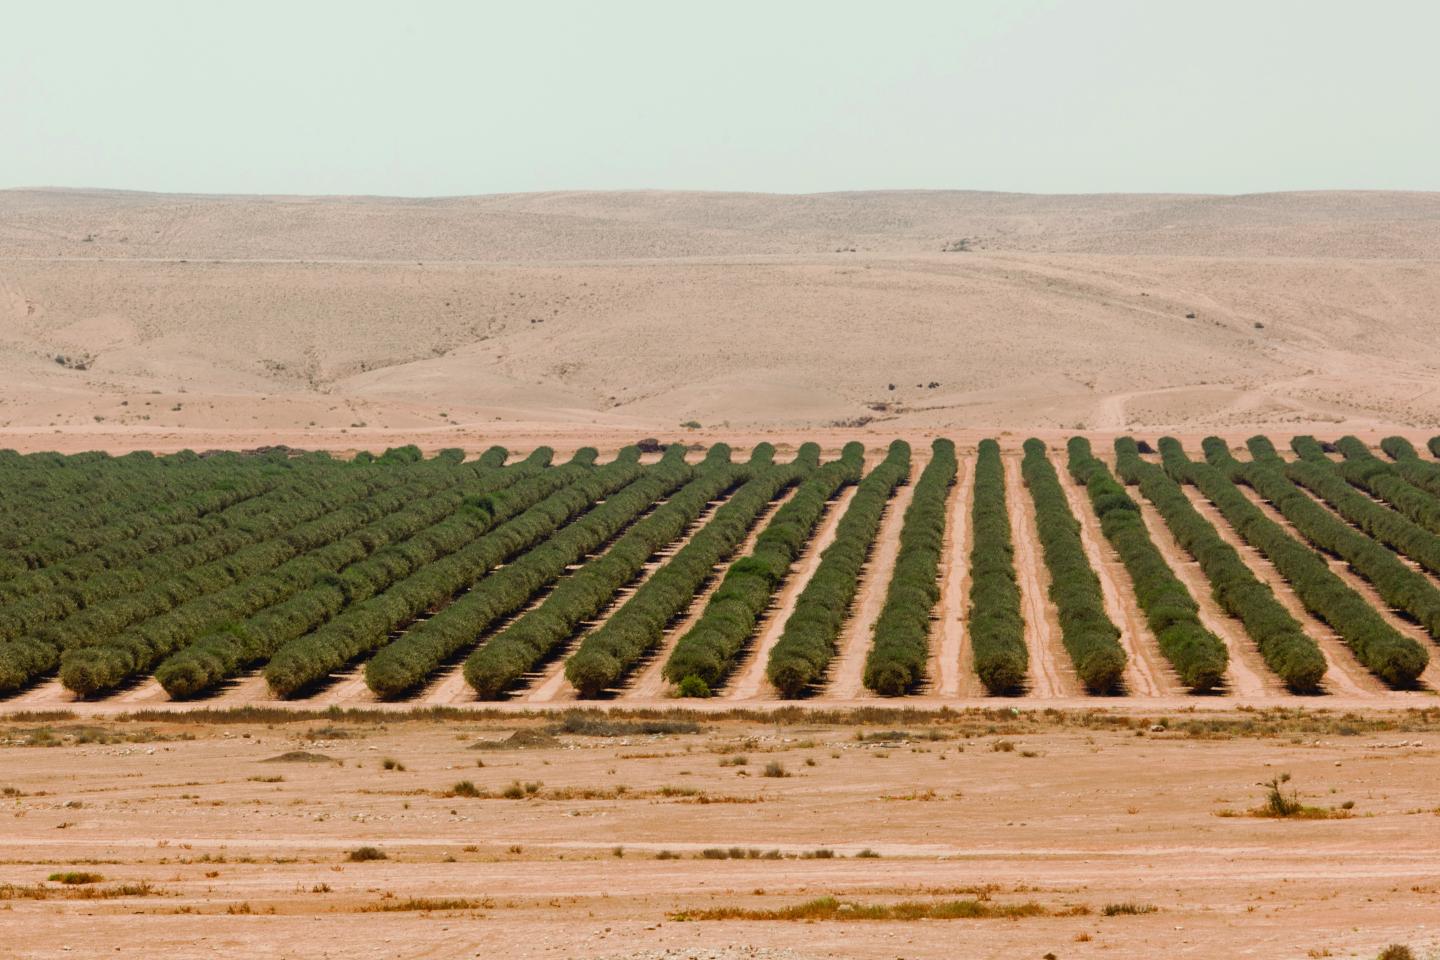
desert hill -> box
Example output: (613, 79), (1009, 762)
(2, 187), (1439, 451)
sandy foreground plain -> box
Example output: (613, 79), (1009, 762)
(2, 708), (1438, 960)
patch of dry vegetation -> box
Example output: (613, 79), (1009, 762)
(670, 895), (1088, 921)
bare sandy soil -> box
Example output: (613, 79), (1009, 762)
(5, 189), (1440, 456)
(1, 707), (1437, 960)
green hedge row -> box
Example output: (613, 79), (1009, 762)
(565, 445), (812, 697)
(1069, 438), (1228, 693)
(1326, 436), (1440, 536)
(461, 447), (742, 699)
(0, 454), (475, 643)
(862, 439), (957, 696)
(1023, 439), (1127, 692)
(56, 454), (535, 697)
(0, 457), (499, 694)
(1240, 436), (1440, 637)
(2, 447), (482, 589)
(1117, 438), (1325, 692)
(662, 443), (866, 695)
(1381, 437), (1419, 461)
(0, 451), (303, 573)
(0, 471), (283, 591)
(967, 438), (1027, 694)
(766, 440), (911, 698)
(155, 449), (577, 699)
(1181, 438), (1427, 686)
(361, 448), (688, 699)
(260, 448), (655, 698)
(1374, 437), (1440, 499)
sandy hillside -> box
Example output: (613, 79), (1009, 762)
(3, 188), (1440, 452)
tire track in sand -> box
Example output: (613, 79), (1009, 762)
(819, 456), (920, 700)
(1005, 453), (1082, 698)
(724, 485), (860, 701)
(1175, 483), (1384, 698)
(928, 455), (979, 697)
(1055, 458), (1179, 697)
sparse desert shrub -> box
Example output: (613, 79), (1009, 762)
(48, 872), (103, 885)
(1377, 946), (1416, 960)
(346, 846), (387, 862)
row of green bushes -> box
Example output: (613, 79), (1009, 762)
(1118, 438), (1325, 691)
(1294, 436), (1440, 566)
(45, 455), (495, 644)
(1181, 438), (1427, 686)
(0, 469), (283, 588)
(565, 445), (814, 697)
(55, 454), (537, 697)
(766, 441), (911, 698)
(1376, 437), (1440, 499)
(461, 447), (743, 699)
(154, 451), (581, 699)
(259, 448), (657, 698)
(1069, 438), (1228, 692)
(1, 447), (481, 584)
(1324, 437), (1440, 536)
(662, 443), (866, 695)
(967, 438), (1027, 694)
(0, 457), (502, 694)
(0, 453), (480, 644)
(862, 439), (957, 695)
(1023, 439), (1126, 692)
(360, 449), (690, 699)
(0, 450), (292, 568)
(1239, 437), (1440, 637)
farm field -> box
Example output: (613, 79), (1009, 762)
(6, 434), (1440, 713)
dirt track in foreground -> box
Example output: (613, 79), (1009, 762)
(1, 708), (1438, 960)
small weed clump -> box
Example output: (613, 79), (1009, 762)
(1227, 774), (1353, 820)
(48, 872), (103, 885)
(450, 780), (482, 798)
(381, 757), (406, 771)
(346, 846), (388, 862)
(762, 761), (790, 778)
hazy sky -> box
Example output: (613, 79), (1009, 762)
(5, 0), (1438, 196)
